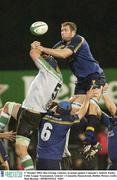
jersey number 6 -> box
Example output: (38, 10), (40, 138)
(41, 122), (53, 141)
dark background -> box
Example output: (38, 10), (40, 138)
(0, 0), (117, 70)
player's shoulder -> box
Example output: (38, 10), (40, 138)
(53, 40), (64, 49)
(72, 34), (84, 42)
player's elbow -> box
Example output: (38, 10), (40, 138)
(60, 53), (70, 59)
(62, 54), (69, 59)
(29, 49), (41, 61)
(59, 49), (73, 59)
(29, 49), (35, 60)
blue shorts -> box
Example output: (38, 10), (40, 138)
(74, 72), (106, 94)
(36, 158), (61, 170)
(0, 141), (9, 163)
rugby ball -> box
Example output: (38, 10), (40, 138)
(30, 21), (48, 36)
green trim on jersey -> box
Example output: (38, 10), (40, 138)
(43, 116), (80, 125)
(39, 56), (63, 82)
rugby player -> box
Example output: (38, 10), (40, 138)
(0, 43), (63, 170)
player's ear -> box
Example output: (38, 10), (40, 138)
(71, 30), (76, 37)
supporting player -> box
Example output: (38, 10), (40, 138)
(0, 124), (16, 170)
(101, 84), (117, 169)
(82, 83), (117, 164)
(36, 88), (99, 170)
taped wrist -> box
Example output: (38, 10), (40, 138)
(84, 131), (97, 145)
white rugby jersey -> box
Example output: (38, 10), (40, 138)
(22, 56), (63, 113)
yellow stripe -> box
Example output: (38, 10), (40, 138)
(43, 116), (80, 125)
(74, 36), (84, 53)
(86, 126), (95, 132)
(55, 45), (65, 49)
(73, 119), (81, 123)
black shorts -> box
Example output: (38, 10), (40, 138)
(36, 158), (61, 170)
(74, 72), (106, 94)
(16, 108), (43, 139)
(61, 156), (72, 170)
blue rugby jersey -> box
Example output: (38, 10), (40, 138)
(53, 35), (103, 78)
(37, 111), (80, 160)
(101, 112), (117, 161)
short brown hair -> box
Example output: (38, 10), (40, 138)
(61, 22), (77, 33)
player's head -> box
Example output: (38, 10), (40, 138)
(47, 101), (58, 110)
(57, 101), (72, 115)
(61, 22), (77, 41)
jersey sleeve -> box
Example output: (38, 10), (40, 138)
(71, 114), (81, 124)
(53, 41), (63, 49)
(34, 57), (45, 70)
(66, 35), (84, 53)
(34, 56), (63, 81)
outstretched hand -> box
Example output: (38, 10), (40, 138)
(0, 131), (16, 141)
(86, 87), (101, 99)
(102, 83), (109, 93)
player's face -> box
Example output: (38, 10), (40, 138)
(61, 25), (75, 42)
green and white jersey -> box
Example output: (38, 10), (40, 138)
(22, 56), (63, 113)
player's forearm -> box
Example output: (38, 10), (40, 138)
(76, 96), (90, 119)
(0, 133), (5, 139)
(34, 58), (43, 69)
(103, 94), (117, 116)
(42, 47), (72, 59)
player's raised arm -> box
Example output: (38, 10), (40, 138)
(29, 43), (45, 70)
(36, 46), (73, 59)
(75, 88), (99, 119)
(30, 46), (42, 61)
(102, 83), (117, 116)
